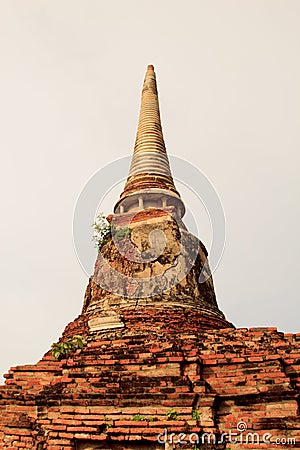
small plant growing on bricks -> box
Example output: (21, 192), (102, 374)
(92, 212), (111, 250)
(98, 418), (112, 433)
(92, 212), (131, 250)
(191, 409), (200, 421)
(51, 335), (84, 360)
(111, 223), (131, 241)
(166, 408), (179, 420)
(132, 413), (146, 421)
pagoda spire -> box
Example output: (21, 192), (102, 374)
(114, 65), (185, 217)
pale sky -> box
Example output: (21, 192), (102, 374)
(1, 1), (299, 381)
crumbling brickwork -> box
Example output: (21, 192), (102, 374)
(0, 314), (299, 449)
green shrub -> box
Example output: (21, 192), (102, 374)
(111, 224), (131, 241)
(51, 335), (84, 360)
(92, 213), (111, 250)
(132, 414), (146, 421)
(92, 213), (131, 251)
(191, 409), (200, 421)
(165, 408), (179, 420)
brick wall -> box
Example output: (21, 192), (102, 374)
(0, 309), (299, 449)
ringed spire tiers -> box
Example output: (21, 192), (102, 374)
(114, 65), (185, 217)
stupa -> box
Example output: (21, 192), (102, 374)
(0, 66), (299, 450)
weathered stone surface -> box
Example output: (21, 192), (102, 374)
(83, 209), (226, 326)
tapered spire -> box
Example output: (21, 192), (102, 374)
(114, 65), (185, 217)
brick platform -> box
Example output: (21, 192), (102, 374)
(0, 309), (299, 449)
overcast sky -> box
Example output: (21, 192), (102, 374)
(1, 1), (299, 381)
